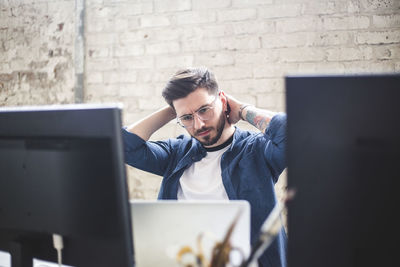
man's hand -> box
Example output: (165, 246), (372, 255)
(224, 92), (277, 133)
(224, 92), (244, 124)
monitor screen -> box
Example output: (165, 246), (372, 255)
(286, 74), (400, 267)
(0, 104), (134, 267)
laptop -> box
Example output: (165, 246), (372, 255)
(130, 200), (251, 267)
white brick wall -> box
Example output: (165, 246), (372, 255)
(1, 0), (399, 201)
(0, 0), (75, 106)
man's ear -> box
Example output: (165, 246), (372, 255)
(218, 90), (228, 111)
(219, 90), (232, 123)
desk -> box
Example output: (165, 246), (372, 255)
(0, 251), (74, 267)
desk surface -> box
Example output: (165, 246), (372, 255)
(0, 250), (74, 267)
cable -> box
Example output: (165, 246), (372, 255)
(52, 234), (64, 267)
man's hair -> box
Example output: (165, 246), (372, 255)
(162, 67), (219, 108)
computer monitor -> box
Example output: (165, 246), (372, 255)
(286, 74), (400, 267)
(0, 104), (134, 267)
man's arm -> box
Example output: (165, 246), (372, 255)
(226, 92), (286, 179)
(126, 106), (176, 141)
(225, 93), (276, 133)
(241, 106), (276, 133)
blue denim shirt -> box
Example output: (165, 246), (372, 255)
(122, 113), (287, 267)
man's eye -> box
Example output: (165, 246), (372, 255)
(198, 107), (210, 114)
(181, 115), (193, 121)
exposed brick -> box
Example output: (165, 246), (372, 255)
(347, 0), (362, 13)
(181, 38), (220, 52)
(0, 63), (11, 73)
(232, 0), (273, 7)
(395, 62), (400, 71)
(86, 72), (103, 84)
(278, 47), (326, 62)
(234, 51), (279, 65)
(155, 55), (194, 69)
(224, 78), (282, 94)
(87, 18), (128, 33)
(373, 45), (400, 60)
(213, 66), (253, 80)
(152, 69), (179, 83)
(140, 15), (171, 28)
(301, 1), (337, 15)
(253, 63), (299, 78)
(192, 0), (231, 10)
(220, 35), (261, 51)
(154, 0), (191, 13)
(86, 33), (118, 46)
(86, 84), (119, 97)
(119, 83), (155, 97)
(174, 10), (217, 25)
(233, 21), (275, 35)
(114, 45), (145, 57)
(135, 70), (154, 83)
(119, 31), (147, 45)
(230, 93), (256, 107)
(150, 28), (184, 42)
(312, 31), (354, 46)
(259, 4), (302, 19)
(88, 47), (110, 58)
(343, 61), (395, 73)
(126, 18), (141, 31)
(323, 16), (370, 30)
(86, 59), (119, 71)
(262, 31), (353, 48)
(372, 14), (400, 28)
(89, 5), (120, 19)
(276, 17), (323, 33)
(217, 9), (257, 22)
(298, 62), (346, 74)
(122, 2), (153, 16)
(356, 30), (400, 44)
(145, 42), (180, 55)
(257, 92), (282, 109)
(138, 97), (166, 110)
(326, 46), (373, 61)
(184, 24), (234, 39)
(194, 53), (235, 67)
(262, 32), (311, 48)
(119, 57), (155, 70)
(359, 0), (400, 13)
(103, 71), (137, 84)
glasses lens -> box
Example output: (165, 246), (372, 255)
(178, 116), (193, 128)
(197, 107), (213, 120)
(177, 97), (217, 128)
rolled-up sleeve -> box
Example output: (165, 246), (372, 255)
(263, 113), (287, 182)
(122, 128), (172, 176)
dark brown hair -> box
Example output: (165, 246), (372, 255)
(162, 67), (219, 108)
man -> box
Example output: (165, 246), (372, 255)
(122, 67), (287, 267)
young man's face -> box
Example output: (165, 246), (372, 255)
(173, 88), (227, 147)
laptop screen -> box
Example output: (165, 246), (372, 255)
(130, 200), (251, 267)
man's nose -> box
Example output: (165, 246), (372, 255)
(193, 114), (205, 129)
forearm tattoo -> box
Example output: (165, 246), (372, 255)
(245, 108), (273, 132)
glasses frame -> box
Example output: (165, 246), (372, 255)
(176, 94), (219, 129)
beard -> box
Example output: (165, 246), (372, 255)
(193, 109), (226, 147)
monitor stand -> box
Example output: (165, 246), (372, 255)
(9, 241), (33, 267)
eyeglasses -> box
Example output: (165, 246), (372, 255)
(177, 95), (218, 129)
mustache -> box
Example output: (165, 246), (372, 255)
(195, 127), (213, 136)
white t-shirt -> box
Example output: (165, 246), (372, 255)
(177, 145), (230, 200)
